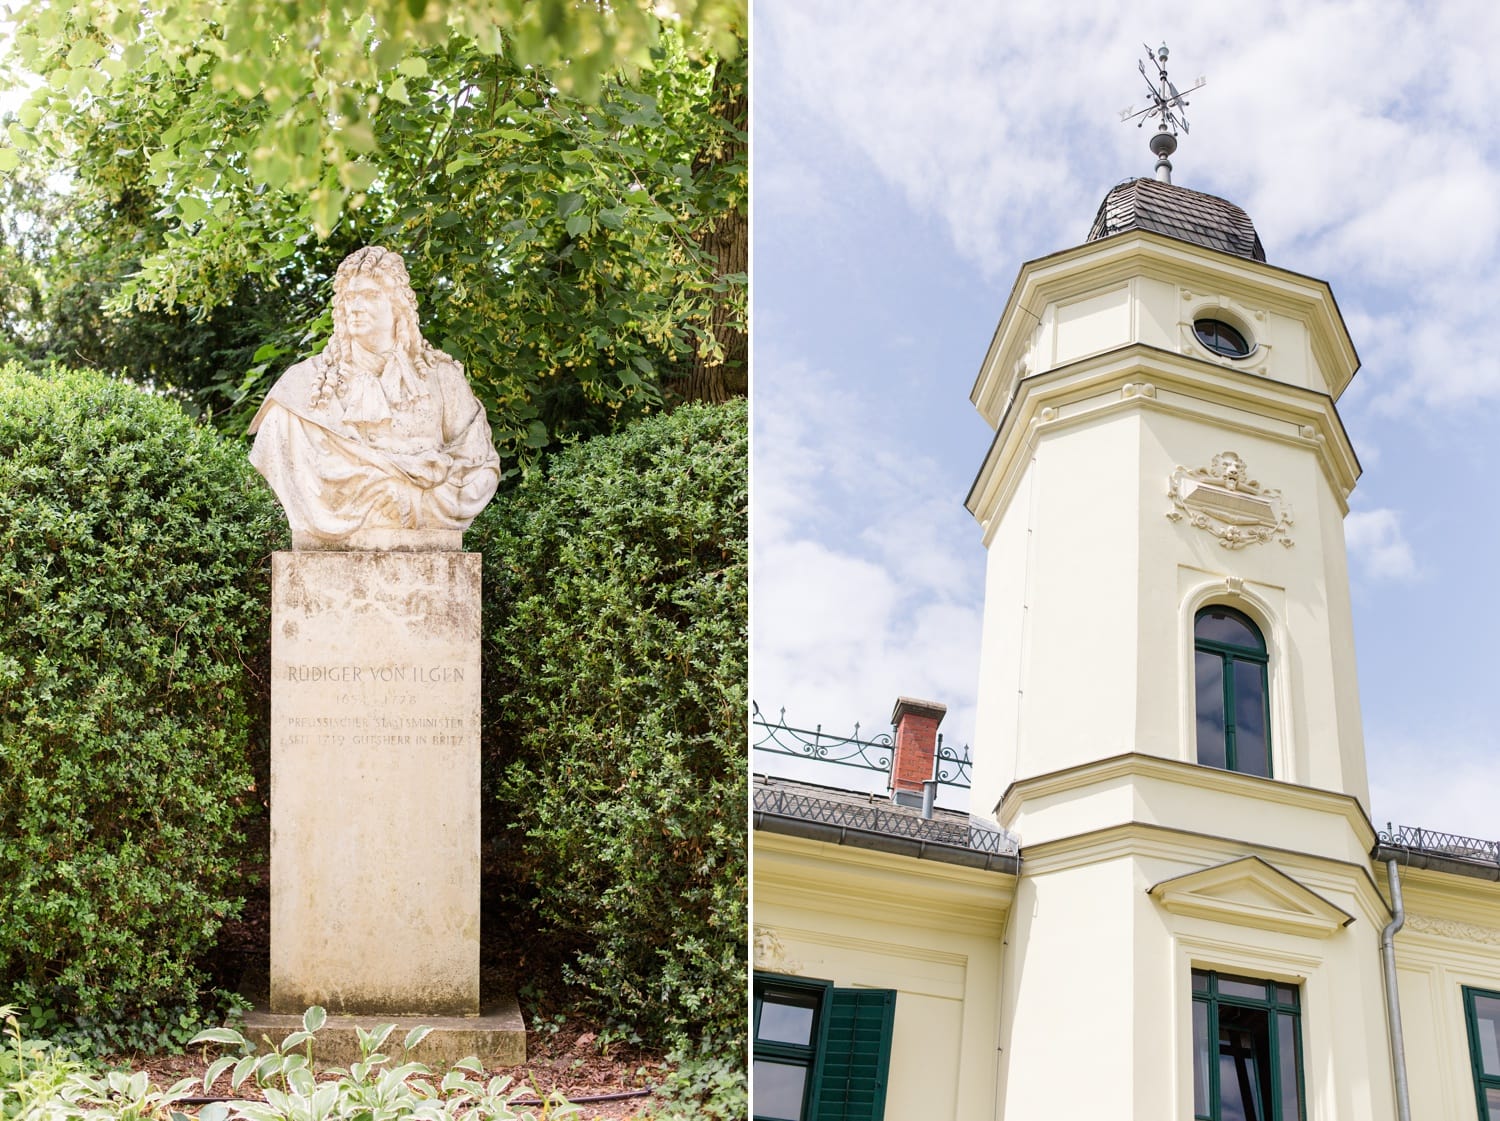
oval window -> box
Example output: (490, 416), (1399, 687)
(1193, 318), (1252, 358)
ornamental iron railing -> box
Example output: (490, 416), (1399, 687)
(753, 784), (1017, 857)
(1378, 823), (1500, 867)
(751, 701), (973, 789)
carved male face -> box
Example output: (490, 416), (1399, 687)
(343, 274), (397, 355)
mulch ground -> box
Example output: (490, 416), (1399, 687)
(115, 1021), (667, 1120)
(131, 812), (674, 1119)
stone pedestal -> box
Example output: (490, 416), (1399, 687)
(269, 550), (481, 1016)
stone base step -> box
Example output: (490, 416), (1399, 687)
(238, 996), (526, 1068)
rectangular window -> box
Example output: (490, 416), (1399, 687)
(1463, 986), (1500, 1119)
(753, 973), (897, 1121)
(1192, 969), (1304, 1121)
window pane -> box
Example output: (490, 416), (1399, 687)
(1278, 1011), (1303, 1120)
(1197, 651), (1227, 769)
(1193, 999), (1210, 1117)
(1196, 318), (1251, 358)
(758, 992), (817, 1046)
(1192, 970), (1210, 993)
(1219, 1004), (1272, 1121)
(1196, 609), (1264, 651)
(1477, 993), (1500, 1076)
(1275, 985), (1298, 1008)
(1218, 977), (1269, 1002)
(1486, 1086), (1500, 1121)
(753, 1059), (807, 1121)
(1232, 659), (1270, 777)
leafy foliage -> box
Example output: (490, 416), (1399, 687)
(1, 10), (747, 467)
(1, 1005), (592, 1121)
(0, 363), (286, 1028)
(474, 400), (747, 1051)
(646, 1040), (748, 1120)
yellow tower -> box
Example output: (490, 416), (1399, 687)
(966, 49), (1395, 1119)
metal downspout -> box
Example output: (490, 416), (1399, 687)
(1381, 857), (1411, 1121)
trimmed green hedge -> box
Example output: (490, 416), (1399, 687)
(0, 363), (285, 1028)
(474, 400), (747, 1050)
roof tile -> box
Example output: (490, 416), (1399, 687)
(1087, 177), (1265, 262)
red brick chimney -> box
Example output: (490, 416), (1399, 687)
(889, 696), (947, 804)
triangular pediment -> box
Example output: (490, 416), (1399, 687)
(1148, 857), (1353, 939)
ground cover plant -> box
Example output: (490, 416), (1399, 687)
(1, 1001), (741, 1118)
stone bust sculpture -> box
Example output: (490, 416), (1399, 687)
(248, 247), (501, 548)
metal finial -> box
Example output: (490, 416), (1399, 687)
(1118, 41), (1206, 185)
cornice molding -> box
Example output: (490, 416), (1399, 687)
(997, 751), (1378, 852)
(754, 831), (1015, 935)
(965, 345), (1359, 542)
(1015, 819), (1388, 928)
(971, 231), (1359, 424)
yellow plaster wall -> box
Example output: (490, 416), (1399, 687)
(753, 832), (1012, 1121)
(1389, 867), (1500, 1120)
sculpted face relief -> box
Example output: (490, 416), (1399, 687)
(343, 274), (397, 358)
(247, 246), (501, 548)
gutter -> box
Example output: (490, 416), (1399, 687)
(753, 811), (1020, 875)
(1373, 843), (1500, 882)
(1379, 857), (1412, 1121)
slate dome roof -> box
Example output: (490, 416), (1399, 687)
(1087, 177), (1265, 262)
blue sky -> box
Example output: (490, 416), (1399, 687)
(750, 0), (1500, 837)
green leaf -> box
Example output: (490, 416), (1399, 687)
(556, 191), (585, 218)
(231, 1052), (259, 1089)
(189, 1026), (248, 1047)
(306, 188), (345, 238)
(565, 212), (590, 238)
(397, 56), (428, 78)
(202, 1055), (238, 1093)
(65, 38), (105, 68)
(301, 1006), (327, 1033)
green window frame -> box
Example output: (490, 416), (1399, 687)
(1194, 606), (1272, 777)
(1192, 969), (1304, 1121)
(1462, 985), (1500, 1118)
(753, 972), (897, 1121)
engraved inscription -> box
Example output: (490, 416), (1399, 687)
(276, 662), (477, 748)
(283, 663), (467, 684)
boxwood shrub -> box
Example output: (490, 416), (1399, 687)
(474, 399), (747, 1050)
(0, 363), (285, 1028)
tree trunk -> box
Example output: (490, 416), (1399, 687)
(672, 53), (747, 406)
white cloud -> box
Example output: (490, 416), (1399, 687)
(1344, 507), (1418, 582)
(758, 0), (1500, 413)
(751, 360), (983, 784)
(1368, 734), (1500, 841)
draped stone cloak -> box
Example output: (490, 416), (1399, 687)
(248, 352), (500, 546)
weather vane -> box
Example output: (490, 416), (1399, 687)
(1119, 42), (1205, 185)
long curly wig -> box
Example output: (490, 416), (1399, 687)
(309, 246), (456, 408)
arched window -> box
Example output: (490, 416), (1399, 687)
(1195, 606), (1271, 777)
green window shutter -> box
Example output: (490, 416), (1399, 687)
(811, 988), (896, 1121)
